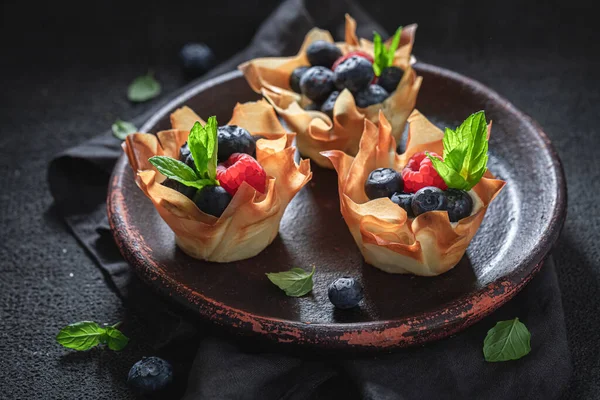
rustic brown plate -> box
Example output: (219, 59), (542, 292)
(108, 63), (566, 351)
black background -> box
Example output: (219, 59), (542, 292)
(1, 0), (599, 399)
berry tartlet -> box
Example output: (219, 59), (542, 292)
(123, 100), (312, 262)
(322, 110), (505, 276)
(239, 14), (422, 168)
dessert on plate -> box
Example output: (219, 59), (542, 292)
(239, 14), (422, 168)
(322, 110), (505, 276)
(123, 100), (312, 262)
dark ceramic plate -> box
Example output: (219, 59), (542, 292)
(108, 64), (566, 351)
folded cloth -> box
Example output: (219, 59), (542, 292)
(47, 0), (572, 399)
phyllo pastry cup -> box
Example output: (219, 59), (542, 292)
(239, 14), (422, 168)
(123, 100), (312, 263)
(321, 110), (505, 276)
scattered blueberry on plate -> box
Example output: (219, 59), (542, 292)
(127, 357), (173, 394)
(328, 277), (364, 309)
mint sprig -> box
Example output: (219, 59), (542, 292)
(372, 26), (403, 76)
(483, 318), (531, 362)
(148, 117), (219, 191)
(427, 111), (489, 191)
(56, 321), (129, 351)
(266, 267), (315, 297)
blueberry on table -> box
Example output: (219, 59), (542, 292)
(445, 189), (474, 222)
(354, 84), (390, 108)
(328, 277), (364, 309)
(391, 192), (415, 217)
(162, 178), (196, 200)
(333, 56), (374, 92)
(179, 43), (216, 78)
(378, 66), (404, 93)
(411, 186), (448, 216)
(289, 66), (308, 93)
(127, 357), (173, 394)
(320, 91), (340, 119)
(306, 40), (343, 68)
(300, 67), (335, 103)
(365, 168), (403, 200)
(217, 125), (256, 161)
(193, 185), (232, 217)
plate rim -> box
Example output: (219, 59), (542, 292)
(108, 63), (567, 350)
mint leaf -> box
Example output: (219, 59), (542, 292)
(127, 73), (161, 102)
(148, 156), (214, 190)
(483, 318), (531, 362)
(56, 321), (106, 351)
(103, 325), (130, 351)
(428, 111), (489, 190)
(187, 117), (219, 181)
(266, 267), (315, 297)
(112, 119), (137, 140)
(372, 26), (403, 76)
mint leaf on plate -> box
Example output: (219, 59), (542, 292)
(266, 267), (315, 297)
(112, 119), (137, 140)
(56, 321), (129, 351)
(483, 318), (531, 362)
(428, 111), (489, 190)
(127, 73), (161, 102)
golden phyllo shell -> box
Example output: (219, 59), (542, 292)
(123, 100), (312, 263)
(321, 110), (505, 276)
(238, 14), (422, 168)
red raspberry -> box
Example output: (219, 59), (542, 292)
(401, 152), (448, 193)
(332, 51), (374, 71)
(216, 153), (267, 195)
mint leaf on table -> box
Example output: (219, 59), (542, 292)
(266, 267), (315, 297)
(56, 321), (129, 351)
(483, 318), (531, 362)
(127, 73), (161, 102)
(428, 111), (489, 190)
(372, 26), (402, 76)
(187, 117), (218, 180)
(112, 119), (137, 140)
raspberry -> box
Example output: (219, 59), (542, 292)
(401, 152), (448, 193)
(331, 51), (374, 71)
(216, 153), (267, 195)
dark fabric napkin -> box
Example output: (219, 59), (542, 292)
(47, 0), (572, 398)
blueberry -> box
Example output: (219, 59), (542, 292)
(217, 125), (256, 162)
(378, 66), (404, 93)
(365, 168), (403, 200)
(328, 277), (364, 309)
(391, 192), (415, 217)
(179, 43), (216, 78)
(306, 40), (342, 68)
(320, 91), (339, 119)
(127, 357), (173, 394)
(299, 67), (335, 103)
(193, 185), (232, 217)
(333, 56), (374, 92)
(179, 142), (196, 170)
(304, 102), (321, 111)
(354, 84), (389, 108)
(162, 178), (196, 200)
(289, 66), (309, 93)
(411, 186), (448, 216)
(445, 189), (474, 222)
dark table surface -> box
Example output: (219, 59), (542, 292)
(1, 0), (599, 398)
